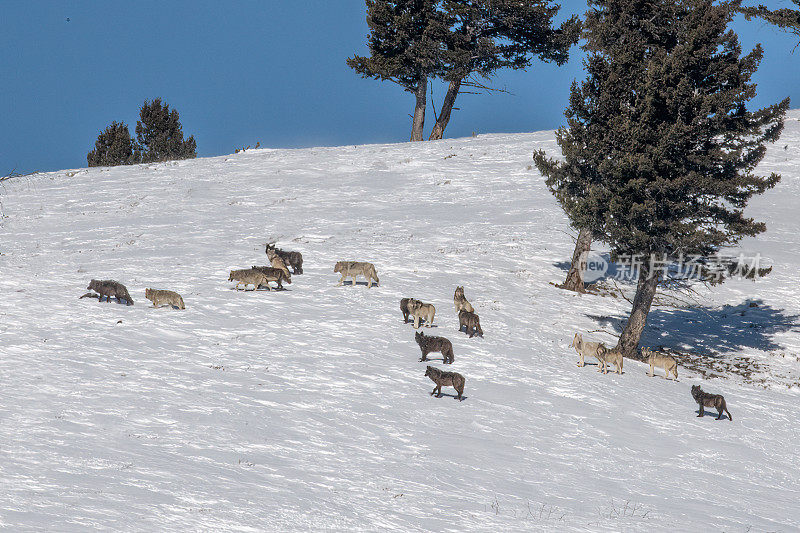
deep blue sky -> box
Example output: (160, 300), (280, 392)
(2, 1), (799, 174)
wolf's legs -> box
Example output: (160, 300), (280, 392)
(578, 354), (584, 367)
(697, 405), (704, 417)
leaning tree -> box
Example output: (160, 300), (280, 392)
(429, 0), (580, 140)
(535, 0), (789, 358)
(347, 0), (448, 141)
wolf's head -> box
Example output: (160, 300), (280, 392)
(691, 385), (703, 400)
(333, 261), (343, 273)
(145, 288), (152, 299)
(572, 333), (582, 350)
(228, 271), (235, 282)
(87, 279), (99, 291)
(415, 331), (424, 344)
(424, 366), (435, 378)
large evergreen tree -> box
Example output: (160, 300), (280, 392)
(429, 0), (580, 140)
(535, 0), (788, 358)
(87, 121), (138, 167)
(347, 0), (447, 141)
(135, 98), (197, 163)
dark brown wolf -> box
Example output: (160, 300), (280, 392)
(691, 385), (732, 421)
(86, 279), (134, 305)
(425, 366), (465, 400)
(458, 309), (483, 337)
(266, 243), (303, 274)
(251, 265), (292, 290)
(415, 331), (454, 364)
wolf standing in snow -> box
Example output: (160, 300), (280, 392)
(400, 298), (419, 323)
(266, 243), (303, 274)
(266, 246), (292, 280)
(84, 279), (134, 305)
(572, 333), (603, 367)
(334, 261), (379, 288)
(595, 345), (623, 374)
(228, 269), (268, 291)
(643, 347), (678, 380)
(144, 288), (185, 309)
(415, 331), (454, 364)
(691, 385), (732, 421)
(409, 299), (436, 328)
(454, 286), (474, 313)
(425, 366), (465, 400)
(251, 265), (291, 290)
(458, 309), (483, 337)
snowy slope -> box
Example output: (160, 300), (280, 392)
(1, 112), (799, 531)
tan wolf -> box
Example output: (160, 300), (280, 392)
(642, 347), (678, 380)
(409, 300), (436, 328)
(144, 288), (185, 309)
(425, 366), (465, 400)
(596, 345), (623, 374)
(458, 309), (483, 337)
(454, 286), (474, 313)
(691, 385), (732, 421)
(400, 298), (418, 323)
(266, 243), (303, 274)
(572, 333), (603, 367)
(266, 247), (292, 280)
(334, 261), (379, 288)
(251, 266), (292, 290)
(228, 269), (267, 291)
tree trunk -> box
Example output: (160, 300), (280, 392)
(411, 77), (427, 141)
(615, 266), (661, 360)
(429, 78), (462, 140)
(561, 227), (592, 292)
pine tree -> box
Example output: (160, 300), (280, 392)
(535, 0), (789, 358)
(428, 0), (580, 140)
(741, 1), (800, 41)
(135, 98), (197, 163)
(347, 0), (447, 141)
(87, 121), (137, 167)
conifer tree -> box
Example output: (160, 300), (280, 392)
(135, 98), (197, 163)
(348, 0), (447, 141)
(429, 0), (580, 140)
(87, 121), (137, 167)
(535, 0), (789, 358)
(741, 1), (800, 41)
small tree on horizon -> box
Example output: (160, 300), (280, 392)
(535, 0), (789, 359)
(135, 98), (197, 163)
(87, 121), (138, 167)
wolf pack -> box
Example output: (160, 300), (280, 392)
(79, 244), (731, 418)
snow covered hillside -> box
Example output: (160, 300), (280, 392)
(1, 112), (800, 531)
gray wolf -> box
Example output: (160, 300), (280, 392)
(596, 345), (623, 374)
(691, 385), (732, 421)
(266, 243), (303, 274)
(572, 333), (603, 367)
(334, 261), (379, 288)
(86, 279), (134, 305)
(251, 265), (292, 290)
(228, 269), (268, 291)
(415, 331), (454, 364)
(454, 286), (474, 313)
(409, 299), (436, 328)
(425, 366), (465, 400)
(145, 288), (185, 309)
(458, 310), (483, 337)
(642, 347), (678, 380)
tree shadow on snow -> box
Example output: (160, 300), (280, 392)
(586, 299), (799, 354)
